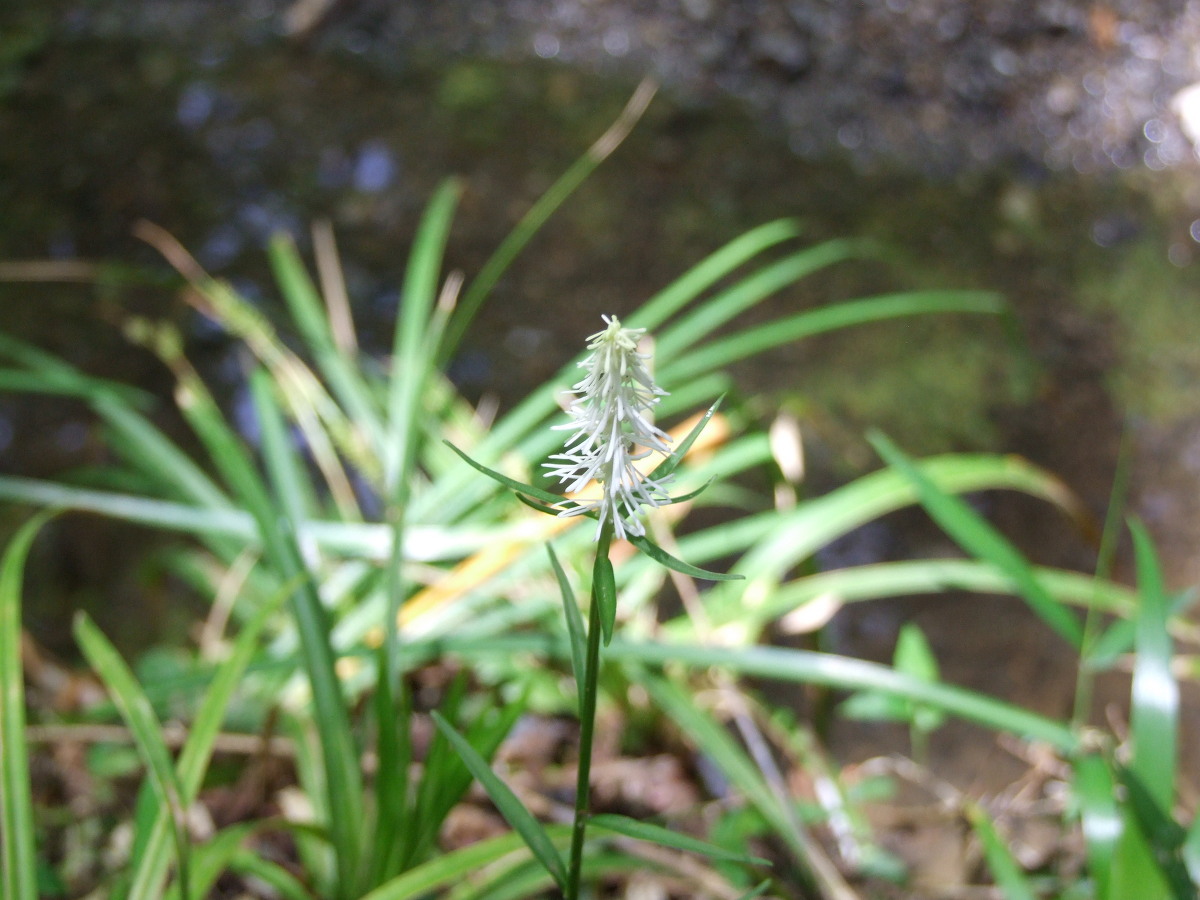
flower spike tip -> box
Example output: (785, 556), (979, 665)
(544, 315), (674, 540)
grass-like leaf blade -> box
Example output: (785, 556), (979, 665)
(1128, 518), (1177, 812)
(0, 331), (154, 408)
(627, 218), (802, 334)
(1115, 765), (1192, 900)
(75, 613), (192, 899)
(423, 635), (1081, 753)
(965, 801), (1037, 900)
(442, 81), (655, 362)
(443, 440), (566, 506)
(430, 711), (567, 891)
(648, 396), (723, 482)
(1074, 754), (1121, 900)
(358, 829), (571, 900)
(627, 532), (742, 582)
(267, 234), (384, 455)
(547, 544), (587, 708)
(733, 882), (773, 900)
(589, 813), (770, 866)
(252, 367), (316, 526)
(665, 290), (1004, 384)
(128, 576), (293, 900)
(654, 241), (867, 362)
(515, 493), (566, 517)
(385, 177), (459, 493)
(642, 673), (835, 893)
(868, 430), (1084, 648)
(172, 362), (364, 895)
(0, 513), (52, 900)
(1183, 812), (1200, 890)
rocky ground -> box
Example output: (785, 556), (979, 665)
(81, 0), (1200, 175)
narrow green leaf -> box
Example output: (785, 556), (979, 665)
(430, 711), (567, 890)
(370, 659), (410, 882)
(281, 715), (335, 892)
(252, 367), (316, 525)
(1117, 764), (1188, 854)
(75, 614), (192, 899)
(269, 233), (336, 353)
(547, 544), (587, 708)
(359, 829), (571, 900)
(0, 474), (490, 562)
(162, 822), (258, 900)
(655, 240), (867, 361)
(0, 331), (154, 408)
(274, 582), (364, 893)
(869, 431), (1084, 648)
(628, 218), (803, 334)
(176, 367), (363, 894)
(627, 532), (743, 582)
(385, 178), (460, 492)
(1115, 765), (1190, 900)
(128, 575), (293, 900)
(0, 369), (133, 399)
(894, 623), (939, 683)
(709, 451), (1081, 628)
(641, 674), (831, 891)
(0, 513), (52, 900)
(664, 290), (1004, 383)
(733, 882), (773, 900)
(1111, 804), (1174, 900)
(589, 813), (770, 866)
(719, 558), (1139, 636)
(443, 440), (566, 506)
(407, 674), (469, 872)
(442, 81), (654, 361)
(1074, 754), (1121, 899)
(267, 234), (385, 455)
(227, 849), (316, 900)
(662, 480), (715, 505)
(839, 692), (909, 723)
(406, 693), (527, 871)
(647, 396), (723, 483)
(515, 493), (566, 517)
(1128, 518), (1177, 812)
(163, 820), (322, 900)
(1182, 810), (1200, 889)
(95, 397), (231, 510)
(965, 801), (1037, 900)
(416, 635), (1081, 753)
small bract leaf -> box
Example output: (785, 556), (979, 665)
(593, 553), (617, 646)
(430, 711), (567, 890)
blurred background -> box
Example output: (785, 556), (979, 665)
(3, 0), (1200, 782)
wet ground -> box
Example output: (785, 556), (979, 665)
(3, 0), (1200, 798)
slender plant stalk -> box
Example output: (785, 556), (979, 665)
(567, 523), (614, 898)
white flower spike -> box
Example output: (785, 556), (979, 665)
(544, 315), (674, 540)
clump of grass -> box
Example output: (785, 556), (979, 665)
(1, 81), (1194, 899)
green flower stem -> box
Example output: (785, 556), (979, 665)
(566, 524), (614, 898)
